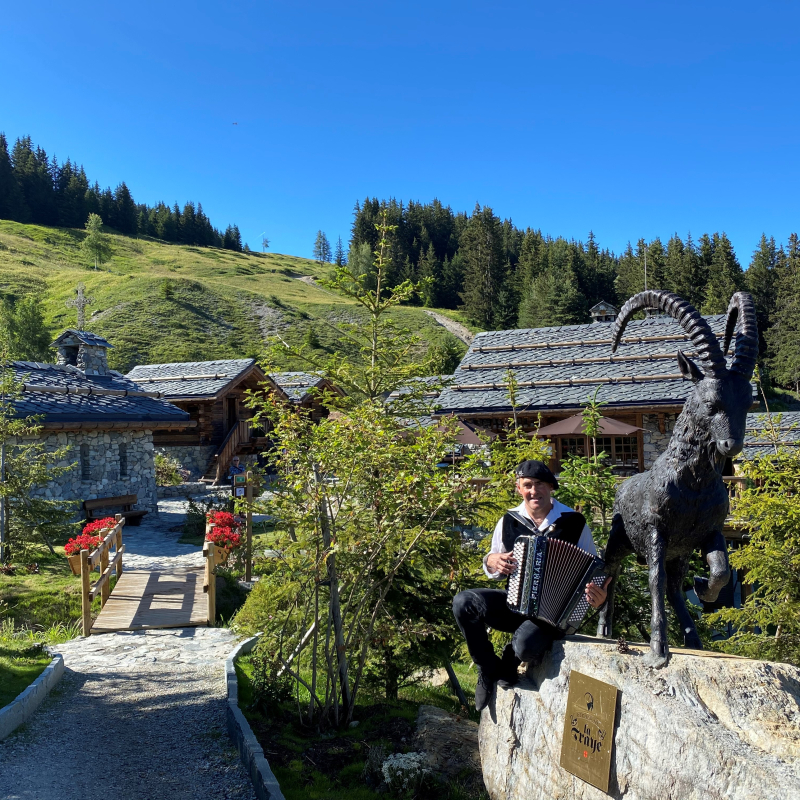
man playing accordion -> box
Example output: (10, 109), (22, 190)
(453, 459), (610, 711)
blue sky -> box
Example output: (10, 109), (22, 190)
(2, 1), (798, 262)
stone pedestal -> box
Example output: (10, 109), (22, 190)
(479, 636), (800, 800)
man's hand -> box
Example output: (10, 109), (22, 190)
(486, 552), (517, 576)
(585, 576), (612, 608)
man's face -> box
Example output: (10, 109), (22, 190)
(516, 477), (554, 517)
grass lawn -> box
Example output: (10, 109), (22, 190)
(0, 628), (53, 708)
(235, 657), (485, 800)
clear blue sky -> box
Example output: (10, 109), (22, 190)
(2, 1), (798, 262)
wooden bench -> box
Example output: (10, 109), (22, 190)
(84, 494), (148, 526)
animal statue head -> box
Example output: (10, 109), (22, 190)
(611, 290), (758, 464)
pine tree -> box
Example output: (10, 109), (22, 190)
(113, 182), (137, 235)
(418, 243), (441, 307)
(0, 133), (26, 221)
(614, 241), (643, 302)
(0, 295), (50, 360)
(313, 230), (332, 264)
(334, 236), (346, 266)
(81, 213), (111, 270)
(702, 233), (744, 313)
(767, 233), (800, 392)
(11, 137), (56, 225)
(459, 204), (504, 329)
(746, 234), (779, 355)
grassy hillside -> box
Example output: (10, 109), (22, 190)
(0, 221), (469, 372)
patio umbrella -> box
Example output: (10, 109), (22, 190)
(536, 414), (643, 437)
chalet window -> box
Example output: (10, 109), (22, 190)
(119, 442), (128, 478)
(614, 436), (639, 468)
(560, 437), (586, 459)
(80, 444), (90, 480)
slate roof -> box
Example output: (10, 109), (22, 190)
(126, 359), (260, 399)
(742, 411), (800, 459)
(436, 314), (757, 415)
(8, 361), (190, 424)
(51, 330), (113, 348)
(269, 372), (328, 403)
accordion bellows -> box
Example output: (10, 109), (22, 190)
(507, 535), (605, 632)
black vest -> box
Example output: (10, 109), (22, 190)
(500, 509), (587, 552)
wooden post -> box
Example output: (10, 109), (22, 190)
(115, 515), (124, 580)
(204, 542), (216, 625)
(80, 549), (91, 637)
(245, 471), (253, 583)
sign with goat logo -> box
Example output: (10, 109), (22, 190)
(560, 670), (618, 793)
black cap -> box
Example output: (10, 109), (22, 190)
(515, 459), (558, 489)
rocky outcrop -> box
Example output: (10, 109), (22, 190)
(479, 635), (800, 800)
(415, 704), (481, 781)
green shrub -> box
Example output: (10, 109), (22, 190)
(154, 452), (182, 485)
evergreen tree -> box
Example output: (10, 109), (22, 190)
(746, 234), (779, 356)
(113, 182), (137, 234)
(11, 137), (56, 225)
(614, 241), (643, 302)
(702, 233), (744, 313)
(0, 295), (50, 361)
(767, 233), (800, 392)
(459, 203), (504, 329)
(334, 236), (346, 267)
(417, 243), (441, 307)
(0, 134), (26, 221)
(313, 230), (332, 264)
(81, 213), (111, 270)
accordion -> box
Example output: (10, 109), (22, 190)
(505, 516), (605, 633)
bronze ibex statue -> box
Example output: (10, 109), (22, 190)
(597, 290), (758, 667)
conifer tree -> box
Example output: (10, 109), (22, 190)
(0, 296), (50, 361)
(767, 233), (800, 392)
(746, 234), (779, 355)
(702, 233), (744, 313)
(0, 134), (26, 221)
(313, 230), (332, 264)
(81, 213), (111, 270)
(334, 236), (346, 266)
(417, 243), (441, 307)
(459, 203), (504, 329)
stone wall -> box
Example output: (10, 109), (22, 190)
(156, 445), (216, 480)
(14, 429), (158, 513)
(641, 413), (678, 469)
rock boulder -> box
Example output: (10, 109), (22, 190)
(479, 635), (800, 800)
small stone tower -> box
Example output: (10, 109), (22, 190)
(51, 330), (114, 377)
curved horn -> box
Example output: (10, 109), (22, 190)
(611, 290), (727, 377)
(722, 292), (759, 378)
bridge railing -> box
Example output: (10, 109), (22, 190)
(80, 514), (125, 636)
(203, 523), (221, 624)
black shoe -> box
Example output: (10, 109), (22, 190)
(498, 644), (521, 688)
(474, 669), (496, 711)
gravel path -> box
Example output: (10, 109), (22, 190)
(0, 499), (257, 800)
(422, 310), (475, 345)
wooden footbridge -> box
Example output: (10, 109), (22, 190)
(77, 516), (220, 636)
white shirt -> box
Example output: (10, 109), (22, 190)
(482, 498), (597, 579)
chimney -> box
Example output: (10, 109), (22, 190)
(51, 330), (113, 376)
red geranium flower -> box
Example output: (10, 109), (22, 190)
(205, 526), (242, 549)
(65, 534), (105, 557)
(82, 517), (116, 536)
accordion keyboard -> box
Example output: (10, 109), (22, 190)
(506, 537), (529, 610)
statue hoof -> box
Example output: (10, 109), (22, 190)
(643, 647), (670, 669)
(694, 576), (719, 603)
(684, 630), (702, 650)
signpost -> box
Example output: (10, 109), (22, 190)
(232, 471), (257, 583)
(560, 670), (619, 793)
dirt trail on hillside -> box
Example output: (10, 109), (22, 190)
(423, 310), (475, 345)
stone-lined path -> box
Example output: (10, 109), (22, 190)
(0, 497), (256, 800)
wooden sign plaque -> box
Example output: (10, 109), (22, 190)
(559, 670), (618, 794)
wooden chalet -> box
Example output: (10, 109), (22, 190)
(126, 359), (284, 483)
(269, 372), (343, 422)
(434, 312), (758, 476)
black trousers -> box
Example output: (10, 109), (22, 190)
(452, 588), (564, 674)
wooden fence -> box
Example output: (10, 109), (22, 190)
(203, 524), (223, 624)
(80, 515), (125, 636)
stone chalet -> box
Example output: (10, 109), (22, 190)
(434, 313), (758, 475)
(7, 330), (191, 512)
(125, 359), (279, 482)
